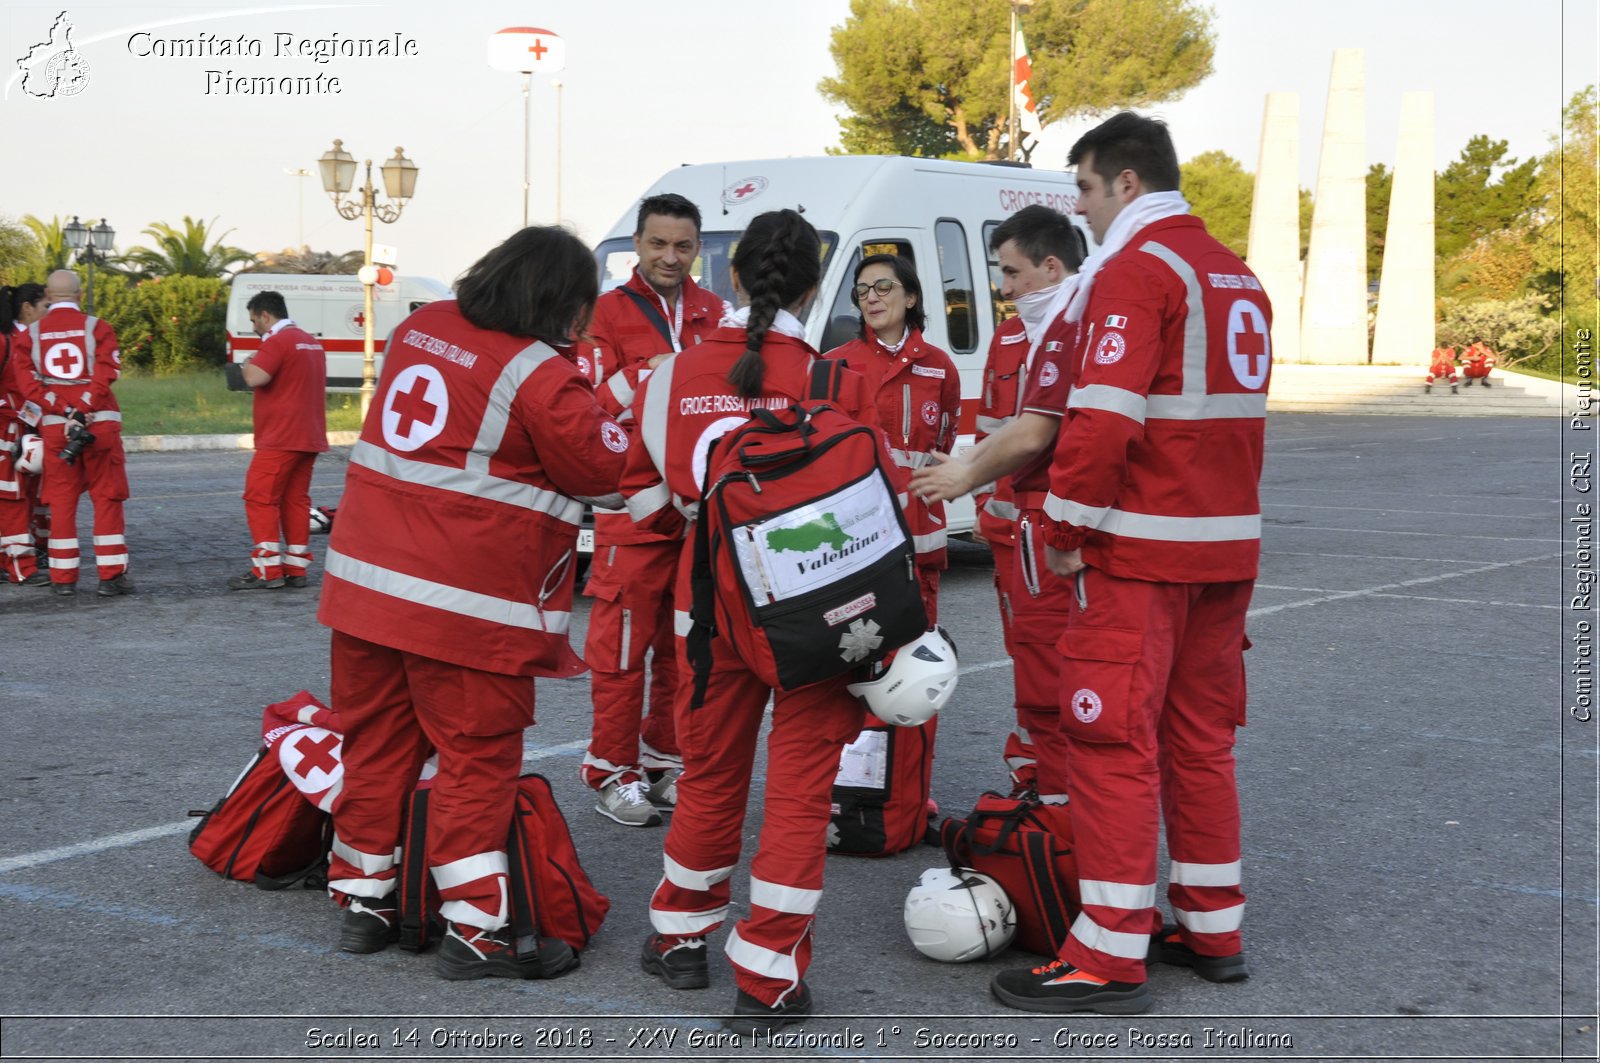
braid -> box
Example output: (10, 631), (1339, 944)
(727, 210), (819, 398)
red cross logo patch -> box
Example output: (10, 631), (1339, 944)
(920, 400), (940, 426)
(381, 364), (449, 453)
(275, 726), (345, 811)
(1071, 688), (1103, 724)
(721, 175), (769, 208)
(1226, 300), (1271, 389)
(44, 342), (86, 380)
(600, 420), (628, 453)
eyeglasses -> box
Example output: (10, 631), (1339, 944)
(852, 279), (901, 300)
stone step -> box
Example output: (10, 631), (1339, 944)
(1265, 364), (1564, 417)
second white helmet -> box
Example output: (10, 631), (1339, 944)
(847, 627), (958, 727)
(904, 866), (1016, 962)
(16, 434), (43, 475)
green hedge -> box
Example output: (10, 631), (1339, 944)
(86, 272), (228, 374)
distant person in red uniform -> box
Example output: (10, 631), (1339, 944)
(317, 227), (629, 981)
(1, 282), (49, 585)
(990, 111), (1269, 1015)
(229, 290), (328, 590)
(14, 270), (131, 597)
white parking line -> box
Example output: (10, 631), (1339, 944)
(1247, 553), (1555, 617)
(1267, 524), (1561, 543)
(1265, 502), (1551, 520)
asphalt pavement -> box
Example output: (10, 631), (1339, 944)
(0, 413), (1593, 1063)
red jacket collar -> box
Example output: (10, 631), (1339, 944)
(625, 269), (716, 319)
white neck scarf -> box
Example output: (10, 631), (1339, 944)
(722, 304), (808, 341)
(1065, 190), (1190, 324)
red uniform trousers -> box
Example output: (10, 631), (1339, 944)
(581, 539), (681, 787)
(917, 564), (940, 625)
(1055, 568), (1252, 983)
(40, 422), (128, 585)
(0, 470), (43, 582)
(326, 631), (533, 931)
(1010, 509), (1073, 799)
(988, 537), (1039, 790)
(648, 617), (866, 1007)
(243, 449), (317, 581)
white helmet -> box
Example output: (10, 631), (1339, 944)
(848, 627), (958, 727)
(904, 866), (1015, 962)
(17, 435), (43, 475)
(308, 505), (333, 534)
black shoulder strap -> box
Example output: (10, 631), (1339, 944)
(809, 358), (845, 401)
(616, 286), (676, 350)
(1021, 829), (1075, 952)
(506, 790), (544, 960)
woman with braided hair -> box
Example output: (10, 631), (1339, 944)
(617, 209), (879, 1035)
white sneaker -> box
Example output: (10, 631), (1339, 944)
(646, 771), (678, 812)
(595, 778), (662, 827)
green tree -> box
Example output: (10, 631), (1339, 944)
(122, 216), (255, 279)
(1365, 163), (1391, 283)
(1531, 87), (1597, 323)
(1434, 136), (1540, 273)
(820, 0), (1216, 159)
(1180, 151), (1252, 256)
(0, 215), (38, 286)
(20, 214), (73, 274)
(95, 274), (229, 373)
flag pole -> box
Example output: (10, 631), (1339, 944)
(1007, 3), (1018, 161)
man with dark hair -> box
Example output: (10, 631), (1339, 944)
(576, 192), (728, 827)
(911, 203), (1083, 805)
(229, 291), (328, 590)
(989, 111), (1269, 1015)
(317, 225), (629, 980)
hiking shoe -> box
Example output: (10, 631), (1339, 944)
(228, 572), (285, 591)
(645, 770), (678, 812)
(435, 922), (578, 981)
(338, 894), (398, 954)
(640, 932), (709, 989)
(284, 574), (308, 588)
(725, 981), (812, 1037)
(97, 573), (134, 597)
(1146, 924), (1250, 982)
(51, 581), (76, 596)
(990, 959), (1152, 1014)
(15, 570), (49, 587)
(596, 778), (662, 827)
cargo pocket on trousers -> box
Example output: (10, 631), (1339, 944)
(106, 447), (131, 502)
(1238, 634), (1252, 727)
(1056, 626), (1144, 744)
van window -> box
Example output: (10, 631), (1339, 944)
(594, 231), (838, 314)
(817, 238), (916, 354)
(983, 221), (1016, 330)
(935, 220), (977, 354)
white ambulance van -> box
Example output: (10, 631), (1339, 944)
(593, 155), (1091, 537)
(226, 274), (451, 389)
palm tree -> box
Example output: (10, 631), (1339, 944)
(20, 214), (73, 273)
(122, 216), (256, 279)
(242, 246), (365, 275)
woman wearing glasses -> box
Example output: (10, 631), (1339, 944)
(824, 255), (960, 622)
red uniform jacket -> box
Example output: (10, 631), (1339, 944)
(15, 303), (122, 427)
(1043, 215), (1270, 583)
(823, 328), (959, 567)
(318, 300), (630, 677)
(580, 270), (727, 546)
(0, 326), (32, 500)
(251, 321), (329, 453)
(1010, 313), (1081, 505)
(973, 315), (1030, 546)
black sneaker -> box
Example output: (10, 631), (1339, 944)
(338, 895), (398, 954)
(435, 922), (578, 981)
(640, 932), (709, 989)
(97, 573), (134, 597)
(284, 575), (308, 588)
(228, 572), (285, 591)
(1146, 924), (1249, 982)
(990, 959), (1152, 1014)
(725, 981), (812, 1037)
(16, 570), (50, 586)
(50, 580), (76, 596)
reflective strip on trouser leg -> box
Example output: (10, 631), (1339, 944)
(1068, 911), (1153, 961)
(650, 855), (737, 939)
(433, 850), (511, 929)
(649, 875), (730, 936)
(327, 834), (402, 899)
(283, 545), (312, 571)
(749, 876), (822, 917)
(48, 537), (80, 572)
(92, 533), (127, 569)
(726, 924), (809, 1005)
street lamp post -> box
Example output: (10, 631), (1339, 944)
(316, 139), (418, 419)
(63, 215), (116, 314)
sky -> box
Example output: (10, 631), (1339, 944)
(2, 0), (1594, 284)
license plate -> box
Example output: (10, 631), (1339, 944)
(578, 528), (595, 554)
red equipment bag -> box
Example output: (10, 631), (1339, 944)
(398, 773), (609, 955)
(828, 718), (937, 856)
(685, 400), (926, 705)
(939, 793), (1079, 957)
(188, 746), (332, 889)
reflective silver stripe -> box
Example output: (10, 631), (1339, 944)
(432, 851), (508, 890)
(96, 553), (129, 566)
(328, 875), (396, 895)
(639, 352), (677, 477)
(604, 373), (636, 410)
(50, 556), (80, 570)
(1069, 384), (1147, 424)
(889, 447), (934, 470)
(912, 530), (947, 553)
(619, 607), (632, 669)
(332, 836), (400, 874)
(674, 609), (693, 637)
(974, 413), (1011, 434)
(725, 925), (801, 984)
(465, 342), (559, 478)
(663, 852), (734, 892)
(282, 554), (311, 570)
(1147, 392), (1267, 420)
(1174, 902), (1245, 934)
(440, 888), (508, 929)
(650, 906), (727, 935)
(326, 548), (571, 632)
(625, 480), (673, 524)
(43, 410), (121, 426)
(1042, 494), (1259, 542)
(1068, 911), (1150, 960)
(49, 537), (80, 549)
(749, 877), (822, 916)
(1079, 879), (1157, 911)
(92, 535), (124, 546)
(1170, 860), (1242, 887)
(1137, 240), (1209, 412)
(351, 440), (583, 525)
(983, 498), (1018, 522)
(0, 480), (17, 494)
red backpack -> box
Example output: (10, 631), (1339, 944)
(188, 746), (331, 889)
(828, 718), (937, 857)
(939, 794), (1080, 957)
(686, 400), (926, 705)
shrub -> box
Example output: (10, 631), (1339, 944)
(93, 274), (228, 373)
(1436, 294), (1562, 372)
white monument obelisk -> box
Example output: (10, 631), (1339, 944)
(1248, 92), (1302, 364)
(1372, 92), (1436, 364)
(1300, 49), (1369, 364)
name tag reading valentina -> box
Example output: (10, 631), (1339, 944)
(731, 475), (904, 603)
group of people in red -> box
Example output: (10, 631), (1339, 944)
(1425, 342), (1497, 393)
(314, 109), (1270, 1032)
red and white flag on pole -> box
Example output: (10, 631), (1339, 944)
(1012, 24), (1044, 138)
